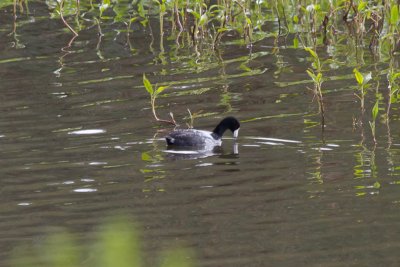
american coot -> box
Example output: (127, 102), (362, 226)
(165, 117), (240, 147)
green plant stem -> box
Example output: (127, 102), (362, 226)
(151, 95), (176, 126)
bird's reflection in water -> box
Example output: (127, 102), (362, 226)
(163, 143), (239, 160)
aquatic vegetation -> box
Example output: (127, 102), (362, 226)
(57, 0), (79, 36)
(5, 0), (398, 53)
(142, 74), (176, 125)
(34, 1), (384, 48)
(142, 74), (204, 128)
(186, 109), (194, 129)
(9, 217), (195, 267)
(5, 0), (399, 145)
(369, 99), (379, 144)
(353, 68), (372, 111)
(305, 47), (325, 127)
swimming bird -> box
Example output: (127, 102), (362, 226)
(165, 117), (240, 147)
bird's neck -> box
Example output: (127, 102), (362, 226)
(212, 125), (226, 139)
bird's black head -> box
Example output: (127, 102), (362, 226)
(212, 117), (240, 139)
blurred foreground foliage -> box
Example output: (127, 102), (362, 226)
(10, 217), (195, 267)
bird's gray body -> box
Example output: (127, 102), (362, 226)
(164, 117), (240, 148)
(165, 129), (222, 147)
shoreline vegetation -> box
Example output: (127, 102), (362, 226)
(7, 1), (400, 54)
(6, 1), (400, 139)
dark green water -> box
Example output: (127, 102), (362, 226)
(2, 2), (400, 266)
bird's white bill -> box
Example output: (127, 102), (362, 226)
(233, 128), (240, 138)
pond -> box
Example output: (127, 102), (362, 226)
(2, 1), (400, 266)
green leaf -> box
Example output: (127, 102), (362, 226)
(392, 72), (400, 80)
(160, 3), (166, 13)
(316, 72), (323, 83)
(156, 86), (168, 95)
(141, 152), (152, 161)
(138, 1), (147, 18)
(293, 37), (299, 48)
(391, 5), (399, 25)
(306, 69), (316, 81)
(357, 0), (367, 12)
(199, 13), (208, 26)
(305, 47), (317, 60)
(239, 62), (252, 72)
(293, 15), (299, 24)
(245, 17), (252, 25)
(188, 10), (200, 20)
(113, 4), (127, 22)
(372, 100), (379, 120)
(390, 93), (398, 103)
(320, 0), (330, 11)
(208, 5), (220, 12)
(353, 68), (364, 85)
(143, 74), (153, 95)
(99, 3), (109, 16)
(99, 0), (110, 17)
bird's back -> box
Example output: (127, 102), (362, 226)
(165, 129), (221, 147)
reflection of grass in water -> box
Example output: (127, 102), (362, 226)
(10, 217), (195, 267)
(9, 1), (400, 64)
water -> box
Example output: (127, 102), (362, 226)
(2, 2), (400, 266)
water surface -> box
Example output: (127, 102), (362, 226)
(2, 2), (400, 267)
